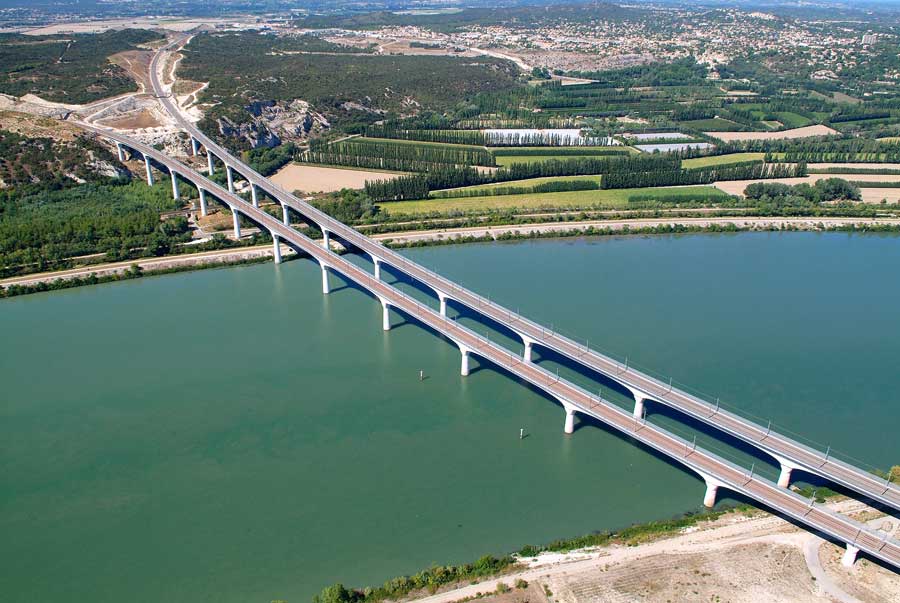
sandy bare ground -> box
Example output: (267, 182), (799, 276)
(375, 216), (900, 245)
(0, 246), (288, 289)
(706, 125), (839, 141)
(270, 163), (406, 193)
(405, 500), (899, 603)
(809, 163), (900, 171)
(714, 174), (900, 203)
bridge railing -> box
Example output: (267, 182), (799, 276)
(133, 107), (898, 497)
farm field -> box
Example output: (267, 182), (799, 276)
(678, 117), (743, 131)
(682, 153), (766, 169)
(706, 125), (838, 141)
(270, 163), (406, 193)
(494, 153), (632, 166)
(355, 136), (489, 151)
(378, 185), (729, 215)
(773, 111), (812, 128)
(437, 175), (603, 194)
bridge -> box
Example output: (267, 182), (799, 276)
(84, 121), (900, 571)
(147, 38), (900, 514)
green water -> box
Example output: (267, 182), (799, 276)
(1, 232), (898, 602)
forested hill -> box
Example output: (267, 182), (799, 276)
(0, 128), (127, 188)
(179, 31), (522, 150)
(295, 3), (643, 31)
(0, 29), (162, 104)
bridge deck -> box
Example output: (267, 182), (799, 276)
(150, 62), (900, 513)
(86, 124), (900, 570)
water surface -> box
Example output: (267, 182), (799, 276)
(2, 231), (898, 602)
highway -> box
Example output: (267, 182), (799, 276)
(82, 123), (900, 570)
(147, 36), (900, 514)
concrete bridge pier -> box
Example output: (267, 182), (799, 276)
(773, 457), (803, 489)
(842, 544), (860, 567)
(379, 298), (391, 331)
(170, 168), (180, 200)
(624, 387), (650, 419)
(438, 293), (448, 317)
(521, 336), (536, 362)
(250, 183), (259, 207)
(373, 258), (382, 281)
(190, 137), (200, 156)
(459, 346), (472, 376)
(142, 154), (154, 186)
(700, 475), (726, 508)
(226, 165), (235, 193)
(323, 229), (330, 250)
(198, 188), (208, 216)
(207, 151), (215, 175)
(272, 234), (282, 264)
(320, 262), (330, 294)
(563, 403), (577, 434)
(281, 203), (290, 225)
(116, 142), (125, 162)
(231, 209), (242, 239)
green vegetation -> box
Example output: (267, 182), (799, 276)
(181, 31), (520, 146)
(0, 29), (161, 103)
(682, 153), (766, 169)
(312, 556), (514, 603)
(377, 185), (727, 215)
(744, 178), (862, 203)
(365, 154), (678, 201)
(305, 137), (497, 170)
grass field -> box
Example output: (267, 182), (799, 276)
(774, 111), (813, 128)
(379, 185), (728, 215)
(436, 175), (603, 195)
(681, 153), (766, 169)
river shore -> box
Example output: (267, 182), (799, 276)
(4, 216), (900, 297)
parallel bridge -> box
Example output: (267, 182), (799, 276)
(84, 122), (900, 571)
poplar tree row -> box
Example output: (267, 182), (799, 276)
(600, 162), (806, 189)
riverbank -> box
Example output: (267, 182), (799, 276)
(399, 498), (899, 603)
(4, 216), (900, 297)
(323, 497), (898, 603)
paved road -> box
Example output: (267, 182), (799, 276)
(81, 124), (900, 570)
(146, 36), (900, 515)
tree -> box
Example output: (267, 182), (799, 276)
(314, 584), (357, 603)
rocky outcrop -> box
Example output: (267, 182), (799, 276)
(217, 99), (330, 149)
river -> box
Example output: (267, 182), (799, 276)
(1, 232), (898, 602)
